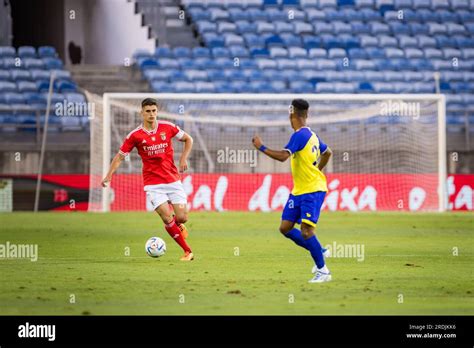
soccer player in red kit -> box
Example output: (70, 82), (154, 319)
(101, 98), (194, 261)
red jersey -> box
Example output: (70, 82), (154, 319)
(119, 121), (184, 187)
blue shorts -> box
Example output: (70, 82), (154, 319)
(281, 191), (326, 227)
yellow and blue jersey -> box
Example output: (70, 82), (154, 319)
(284, 127), (328, 196)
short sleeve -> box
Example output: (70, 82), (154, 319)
(317, 135), (328, 153)
(119, 133), (136, 156)
(284, 130), (308, 154)
(172, 124), (185, 140)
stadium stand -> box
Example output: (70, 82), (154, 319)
(134, 0), (474, 127)
(0, 45), (88, 132)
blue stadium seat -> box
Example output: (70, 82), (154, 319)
(173, 47), (192, 57)
(212, 47), (231, 58)
(297, 58), (318, 70)
(192, 47), (211, 58)
(24, 58), (45, 69)
(290, 81), (313, 93)
(315, 82), (336, 92)
(351, 22), (371, 34)
(294, 22), (313, 35)
(307, 9), (326, 21)
(359, 35), (379, 47)
(269, 80), (287, 93)
(404, 48), (424, 59)
(214, 81), (234, 93)
(270, 47), (289, 58)
(325, 9), (346, 21)
(313, 22), (334, 35)
(174, 81), (196, 93)
(341, 8), (364, 21)
(55, 79), (77, 93)
(184, 69), (208, 81)
(42, 58), (63, 70)
(0, 70), (10, 80)
(229, 9), (249, 21)
(319, 0), (337, 8)
(417, 35), (437, 48)
(195, 82), (216, 93)
(274, 21), (294, 34)
(427, 22), (447, 35)
(38, 46), (57, 58)
(379, 35), (398, 48)
(435, 36), (457, 48)
(325, 71), (345, 81)
(383, 71), (405, 81)
(288, 47), (307, 58)
(301, 35), (321, 49)
(229, 46), (250, 57)
(410, 23), (430, 35)
(10, 70), (31, 81)
(431, 0), (450, 10)
(388, 22), (411, 35)
(366, 47), (385, 59)
(265, 35), (285, 47)
(217, 22), (237, 34)
(348, 48), (368, 59)
(418, 9), (439, 22)
(412, 0), (430, 9)
(18, 46), (36, 58)
(333, 22), (352, 34)
(398, 35), (418, 48)
(355, 60), (377, 70)
(154, 47), (173, 58)
(0, 46), (15, 58)
(328, 48), (346, 58)
(355, 0), (375, 8)
(0, 81), (16, 92)
(236, 21), (257, 34)
(442, 48), (462, 59)
(308, 48), (327, 58)
(3, 92), (26, 104)
(371, 23), (391, 35)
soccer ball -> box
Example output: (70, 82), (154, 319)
(145, 237), (166, 258)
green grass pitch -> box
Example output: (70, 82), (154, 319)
(0, 211), (472, 315)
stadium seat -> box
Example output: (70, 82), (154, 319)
(0, 46), (15, 58)
(38, 46), (57, 58)
(18, 46), (36, 58)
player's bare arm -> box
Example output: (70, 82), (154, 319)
(101, 152), (125, 187)
(252, 134), (291, 162)
(178, 132), (193, 173)
(318, 147), (332, 171)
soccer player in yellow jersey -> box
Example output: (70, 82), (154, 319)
(252, 99), (333, 283)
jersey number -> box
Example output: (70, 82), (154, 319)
(311, 145), (319, 166)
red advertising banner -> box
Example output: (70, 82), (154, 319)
(1, 174), (472, 211)
(108, 173), (473, 212)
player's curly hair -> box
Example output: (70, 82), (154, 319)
(291, 99), (309, 118)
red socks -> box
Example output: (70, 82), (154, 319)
(164, 217), (191, 253)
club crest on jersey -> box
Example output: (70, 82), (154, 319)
(159, 132), (166, 141)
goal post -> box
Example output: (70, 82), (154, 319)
(89, 93), (446, 213)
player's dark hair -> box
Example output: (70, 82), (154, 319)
(291, 99), (309, 118)
(141, 98), (158, 108)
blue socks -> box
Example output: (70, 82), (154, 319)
(284, 228), (325, 269)
(284, 228), (308, 249)
(305, 235), (325, 269)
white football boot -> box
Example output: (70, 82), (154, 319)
(308, 270), (332, 283)
(311, 248), (331, 274)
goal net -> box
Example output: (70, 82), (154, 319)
(88, 93), (446, 212)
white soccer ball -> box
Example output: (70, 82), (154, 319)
(145, 237), (166, 258)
